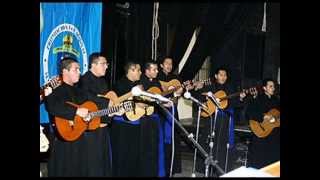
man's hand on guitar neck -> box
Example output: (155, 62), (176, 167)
(184, 80), (194, 91)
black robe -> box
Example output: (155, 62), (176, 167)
(140, 74), (162, 90)
(77, 70), (112, 176)
(157, 70), (183, 84)
(157, 70), (182, 175)
(110, 77), (159, 177)
(246, 93), (280, 169)
(192, 81), (240, 175)
(45, 82), (110, 177)
(78, 70), (110, 123)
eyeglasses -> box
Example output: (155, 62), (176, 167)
(97, 62), (109, 66)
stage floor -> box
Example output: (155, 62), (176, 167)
(40, 118), (251, 177)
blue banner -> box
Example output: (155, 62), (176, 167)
(40, 3), (103, 123)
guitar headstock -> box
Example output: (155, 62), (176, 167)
(244, 85), (263, 98)
(41, 75), (62, 90)
(49, 76), (62, 89)
(40, 76), (62, 101)
(123, 101), (134, 112)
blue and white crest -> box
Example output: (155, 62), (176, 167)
(42, 24), (88, 82)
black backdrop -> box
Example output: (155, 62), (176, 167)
(101, 2), (280, 92)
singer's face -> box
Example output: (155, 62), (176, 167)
(91, 56), (108, 77)
(64, 62), (81, 84)
(146, 64), (158, 79)
(131, 64), (142, 81)
(161, 58), (173, 74)
(215, 70), (227, 84)
(263, 81), (275, 96)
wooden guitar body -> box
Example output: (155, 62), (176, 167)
(200, 90), (228, 117)
(160, 79), (182, 90)
(249, 108), (280, 138)
(55, 101), (100, 141)
(102, 90), (153, 121)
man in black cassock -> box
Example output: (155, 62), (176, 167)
(246, 78), (280, 169)
(139, 61), (169, 177)
(77, 52), (112, 176)
(45, 57), (110, 176)
(157, 57), (183, 176)
(191, 67), (246, 176)
(111, 62), (159, 177)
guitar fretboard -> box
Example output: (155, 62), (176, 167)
(220, 87), (258, 100)
(182, 78), (212, 87)
(89, 102), (132, 118)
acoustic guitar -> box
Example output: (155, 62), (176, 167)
(200, 86), (259, 117)
(40, 76), (62, 102)
(99, 90), (154, 121)
(249, 108), (280, 138)
(159, 78), (214, 102)
(159, 78), (212, 93)
(54, 100), (134, 141)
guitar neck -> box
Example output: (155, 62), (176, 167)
(182, 78), (212, 88)
(220, 87), (257, 101)
(90, 104), (123, 118)
(221, 92), (241, 100)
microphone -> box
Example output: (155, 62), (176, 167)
(131, 86), (172, 103)
(207, 91), (222, 109)
(183, 91), (208, 109)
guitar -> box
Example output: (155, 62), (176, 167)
(99, 90), (154, 121)
(54, 100), (134, 141)
(40, 76), (62, 102)
(249, 108), (280, 138)
(200, 86), (260, 117)
(158, 78), (213, 102)
(159, 78), (213, 93)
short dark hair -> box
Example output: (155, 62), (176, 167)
(262, 78), (275, 87)
(144, 61), (158, 71)
(214, 66), (228, 75)
(124, 61), (139, 75)
(159, 56), (173, 65)
(59, 57), (78, 74)
(89, 52), (104, 69)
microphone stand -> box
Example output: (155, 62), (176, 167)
(207, 94), (233, 174)
(224, 115), (232, 173)
(157, 103), (225, 177)
(205, 108), (217, 177)
(191, 105), (202, 177)
(205, 93), (223, 177)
